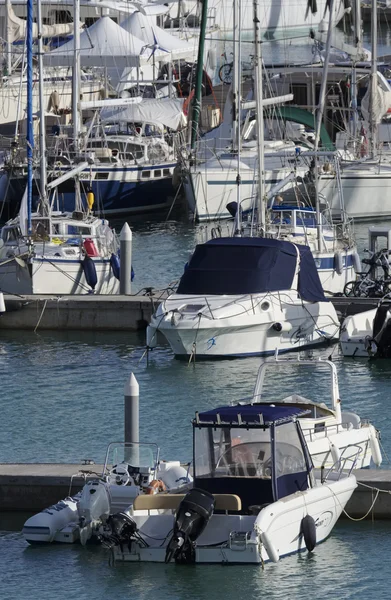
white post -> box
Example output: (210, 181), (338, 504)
(120, 222), (132, 295)
(124, 372), (139, 465)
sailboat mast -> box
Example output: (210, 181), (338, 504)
(26, 0), (33, 235)
(351, 0), (362, 154)
(37, 0), (47, 207)
(313, 0), (334, 253)
(72, 0), (81, 154)
(4, 0), (12, 75)
(190, 0), (209, 150)
(369, 0), (377, 158)
(253, 0), (265, 234)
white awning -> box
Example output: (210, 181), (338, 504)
(120, 12), (195, 62)
(100, 97), (187, 130)
(44, 16), (170, 69)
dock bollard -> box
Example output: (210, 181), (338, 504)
(124, 372), (139, 465)
(120, 222), (132, 295)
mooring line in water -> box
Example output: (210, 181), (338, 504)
(326, 482), (381, 522)
(34, 298), (48, 333)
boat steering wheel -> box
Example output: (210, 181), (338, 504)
(106, 464), (131, 486)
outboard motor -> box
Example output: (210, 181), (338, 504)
(77, 480), (112, 545)
(165, 488), (215, 564)
(372, 302), (391, 358)
(100, 512), (138, 549)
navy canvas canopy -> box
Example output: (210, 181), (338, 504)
(195, 404), (310, 426)
(176, 237), (327, 302)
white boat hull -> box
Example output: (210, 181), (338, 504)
(113, 473), (356, 564)
(149, 292), (340, 358)
(320, 169), (391, 220)
(0, 256), (119, 295)
(339, 308), (377, 357)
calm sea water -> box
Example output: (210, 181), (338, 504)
(2, 21), (391, 600)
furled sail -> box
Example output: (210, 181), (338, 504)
(6, 2), (79, 43)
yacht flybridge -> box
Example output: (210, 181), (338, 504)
(251, 358), (382, 469)
(101, 404), (357, 564)
(146, 237), (340, 358)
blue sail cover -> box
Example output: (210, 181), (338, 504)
(176, 237), (327, 302)
(195, 404), (310, 426)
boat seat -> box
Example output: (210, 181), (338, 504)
(133, 493), (242, 512)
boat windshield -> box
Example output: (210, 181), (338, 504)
(103, 442), (159, 473)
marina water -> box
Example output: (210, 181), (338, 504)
(2, 24), (391, 600)
(1, 217), (391, 599)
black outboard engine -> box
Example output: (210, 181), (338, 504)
(165, 488), (215, 564)
(100, 512), (138, 549)
(372, 302), (391, 358)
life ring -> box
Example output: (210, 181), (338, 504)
(145, 479), (167, 495)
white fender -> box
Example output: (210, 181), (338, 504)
(334, 251), (344, 275)
(158, 462), (193, 490)
(352, 251), (362, 274)
(146, 325), (157, 348)
(260, 531), (279, 563)
(369, 427), (382, 467)
(329, 440), (341, 468)
(270, 321), (292, 333)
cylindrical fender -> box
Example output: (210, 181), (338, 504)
(334, 251), (344, 275)
(352, 251), (362, 274)
(301, 514), (316, 552)
(369, 427), (382, 467)
(260, 531), (279, 563)
(146, 325), (157, 349)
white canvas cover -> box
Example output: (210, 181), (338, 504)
(361, 84), (391, 125)
(44, 16), (169, 69)
(6, 2), (78, 43)
(120, 12), (195, 61)
(100, 98), (187, 130)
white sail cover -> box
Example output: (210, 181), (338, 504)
(44, 16), (169, 69)
(6, 2), (79, 43)
(100, 98), (186, 130)
(120, 12), (195, 61)
(361, 84), (391, 125)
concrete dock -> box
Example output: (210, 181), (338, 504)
(0, 293), (164, 331)
(1, 464), (391, 519)
(0, 293), (380, 332)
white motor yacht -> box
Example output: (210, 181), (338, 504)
(146, 236), (340, 358)
(100, 403), (357, 564)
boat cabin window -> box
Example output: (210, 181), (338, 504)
(194, 426), (272, 479)
(65, 225), (92, 237)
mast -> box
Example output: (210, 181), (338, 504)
(26, 0), (33, 235)
(37, 0), (48, 210)
(351, 0), (362, 155)
(4, 0), (12, 75)
(234, 0), (242, 234)
(253, 0), (265, 234)
(72, 0), (81, 155)
(72, 0), (82, 209)
(313, 0), (334, 253)
(190, 0), (209, 151)
(369, 0), (377, 158)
